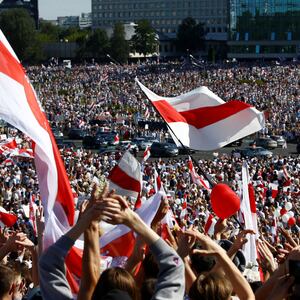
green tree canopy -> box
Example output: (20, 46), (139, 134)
(131, 20), (158, 56)
(176, 17), (205, 53)
(109, 22), (129, 64)
(0, 8), (42, 61)
(38, 20), (61, 42)
(85, 28), (109, 59)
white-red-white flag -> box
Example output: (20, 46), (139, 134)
(144, 106), (150, 119)
(29, 194), (37, 236)
(188, 156), (211, 190)
(10, 148), (34, 159)
(143, 145), (151, 162)
(113, 134), (119, 145)
(136, 79), (265, 150)
(0, 138), (17, 156)
(241, 162), (258, 264)
(108, 151), (142, 199)
(0, 206), (17, 227)
(0, 31), (74, 245)
(204, 212), (216, 236)
(180, 201), (188, 219)
(154, 168), (164, 193)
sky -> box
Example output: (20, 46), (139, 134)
(39, 0), (91, 20)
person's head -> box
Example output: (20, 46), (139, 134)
(0, 265), (23, 300)
(92, 267), (139, 300)
(190, 251), (216, 275)
(189, 273), (233, 300)
(140, 278), (157, 300)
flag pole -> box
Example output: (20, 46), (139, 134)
(137, 79), (244, 229)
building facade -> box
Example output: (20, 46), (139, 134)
(92, 0), (228, 57)
(228, 0), (300, 59)
(57, 13), (92, 29)
(0, 0), (39, 28)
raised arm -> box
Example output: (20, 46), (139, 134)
(103, 197), (185, 300)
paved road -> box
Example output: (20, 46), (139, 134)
(66, 138), (298, 161)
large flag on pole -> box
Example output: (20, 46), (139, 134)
(136, 79), (265, 150)
(0, 31), (74, 248)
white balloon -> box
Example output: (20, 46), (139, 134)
(282, 214), (289, 223)
(285, 202), (293, 211)
(175, 198), (181, 205)
(287, 211), (294, 218)
(274, 209), (281, 218)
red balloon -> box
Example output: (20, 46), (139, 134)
(280, 208), (287, 216)
(288, 217), (296, 227)
(211, 183), (240, 219)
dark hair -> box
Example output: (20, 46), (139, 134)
(190, 252), (216, 275)
(0, 265), (15, 297)
(142, 252), (159, 279)
(140, 278), (157, 300)
(92, 267), (139, 300)
(189, 273), (232, 300)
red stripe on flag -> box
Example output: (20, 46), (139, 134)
(101, 231), (135, 257)
(248, 183), (256, 213)
(152, 99), (251, 129)
(0, 41), (24, 84)
(108, 165), (141, 193)
(204, 214), (213, 234)
(0, 211), (17, 227)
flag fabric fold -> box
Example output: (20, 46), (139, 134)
(136, 78), (265, 150)
(0, 31), (74, 250)
(241, 162), (258, 264)
(188, 156), (211, 190)
(108, 151), (142, 199)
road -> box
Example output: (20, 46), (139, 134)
(67, 138), (298, 161)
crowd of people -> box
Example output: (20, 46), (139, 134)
(0, 60), (300, 299)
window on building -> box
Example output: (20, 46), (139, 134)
(255, 45), (260, 54)
(287, 32), (292, 41)
(245, 32), (249, 41)
(271, 32), (276, 40)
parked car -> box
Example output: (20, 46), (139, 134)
(240, 147), (273, 158)
(82, 135), (97, 149)
(68, 128), (87, 140)
(270, 135), (286, 147)
(249, 137), (277, 149)
(225, 139), (243, 147)
(150, 142), (179, 157)
(135, 136), (159, 150)
(165, 138), (195, 154)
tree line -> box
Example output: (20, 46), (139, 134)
(0, 8), (205, 63)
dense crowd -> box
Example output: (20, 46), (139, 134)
(27, 61), (300, 141)
(0, 61), (300, 299)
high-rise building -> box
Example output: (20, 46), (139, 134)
(0, 0), (39, 29)
(92, 0), (228, 41)
(228, 0), (300, 59)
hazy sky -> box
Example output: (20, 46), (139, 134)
(39, 0), (91, 20)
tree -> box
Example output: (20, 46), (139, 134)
(85, 28), (109, 59)
(109, 23), (129, 64)
(176, 17), (205, 53)
(0, 8), (42, 61)
(38, 20), (61, 42)
(131, 20), (158, 56)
